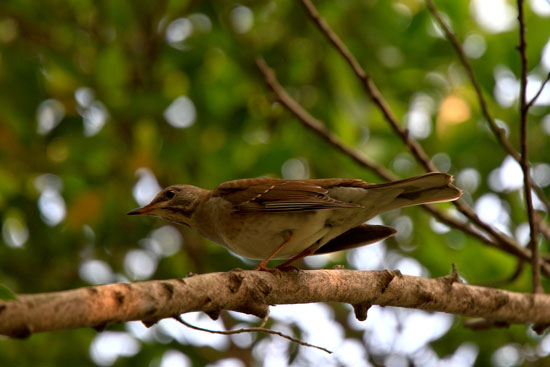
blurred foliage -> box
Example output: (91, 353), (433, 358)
(0, 0), (550, 366)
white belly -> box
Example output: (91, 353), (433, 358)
(224, 210), (335, 259)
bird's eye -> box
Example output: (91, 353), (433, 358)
(165, 190), (175, 199)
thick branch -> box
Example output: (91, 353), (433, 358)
(2, 270), (550, 338)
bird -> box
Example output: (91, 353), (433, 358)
(128, 172), (461, 271)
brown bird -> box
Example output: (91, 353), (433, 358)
(128, 173), (461, 270)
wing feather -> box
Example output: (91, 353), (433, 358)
(213, 178), (362, 213)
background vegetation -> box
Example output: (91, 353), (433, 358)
(1, 0), (549, 366)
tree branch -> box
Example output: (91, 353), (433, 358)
(425, 0), (516, 160)
(2, 269), (550, 338)
(426, 0), (550, 222)
(297, 0), (549, 278)
(255, 56), (550, 276)
(517, 0), (543, 294)
(300, 0), (436, 172)
(255, 57), (396, 182)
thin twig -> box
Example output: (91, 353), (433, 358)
(517, 0), (543, 294)
(536, 212), (550, 243)
(255, 57), (550, 276)
(426, 0), (550, 218)
(425, 0), (515, 158)
(298, 0), (548, 274)
(300, 0), (436, 173)
(425, 206), (531, 259)
(255, 58), (396, 181)
(463, 319), (510, 331)
(452, 199), (531, 258)
(527, 72), (550, 109)
(174, 315), (332, 354)
(532, 181), (550, 215)
(477, 260), (525, 287)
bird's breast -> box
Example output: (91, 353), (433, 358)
(196, 197), (372, 260)
(221, 210), (332, 259)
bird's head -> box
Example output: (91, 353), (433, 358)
(127, 185), (206, 227)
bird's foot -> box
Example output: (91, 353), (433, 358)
(275, 265), (301, 273)
(254, 263), (283, 276)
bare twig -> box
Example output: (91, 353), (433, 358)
(517, 0), (543, 294)
(463, 319), (510, 331)
(536, 212), (550, 243)
(425, 0), (514, 158)
(255, 57), (550, 276)
(300, 0), (436, 173)
(298, 0), (549, 278)
(426, 0), (550, 218)
(452, 200), (530, 257)
(527, 72), (550, 109)
(425, 206), (537, 262)
(279, 0), (549, 262)
(255, 58), (396, 181)
(174, 315), (332, 354)
(477, 260), (525, 287)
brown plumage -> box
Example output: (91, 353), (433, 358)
(128, 172), (461, 270)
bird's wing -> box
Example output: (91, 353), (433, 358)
(213, 178), (362, 212)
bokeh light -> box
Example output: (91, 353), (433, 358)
(132, 168), (162, 206)
(281, 157), (310, 180)
(34, 174), (66, 226)
(230, 6), (254, 34)
(90, 331), (141, 366)
(405, 94), (434, 140)
(471, 0), (516, 33)
(141, 225), (183, 258)
(36, 99), (65, 135)
(166, 18), (193, 50)
(530, 0), (550, 16)
(79, 259), (114, 285)
(123, 249), (157, 280)
(463, 33), (487, 59)
(160, 350), (192, 367)
(2, 216), (29, 248)
(164, 96), (197, 128)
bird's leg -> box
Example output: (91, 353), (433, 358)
(276, 243), (319, 270)
(255, 233), (294, 272)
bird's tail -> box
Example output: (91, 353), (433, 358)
(366, 172), (462, 213)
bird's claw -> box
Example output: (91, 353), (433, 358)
(255, 264), (283, 276)
(275, 265), (301, 273)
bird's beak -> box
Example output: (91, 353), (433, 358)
(127, 203), (157, 216)
(127, 207), (146, 215)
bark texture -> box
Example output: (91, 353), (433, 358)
(1, 269), (549, 338)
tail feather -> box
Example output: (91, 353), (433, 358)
(369, 173), (462, 212)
